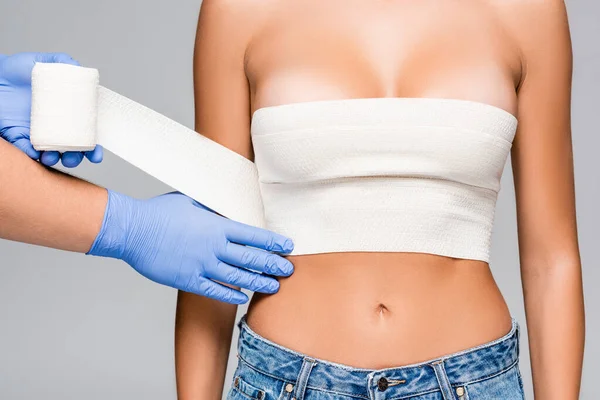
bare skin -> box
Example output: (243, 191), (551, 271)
(176, 1), (584, 399)
(0, 138), (106, 252)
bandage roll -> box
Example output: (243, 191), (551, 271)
(30, 64), (99, 151)
(29, 63), (266, 228)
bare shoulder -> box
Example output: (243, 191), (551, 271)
(196, 0), (272, 40)
(198, 0), (257, 18)
(193, 0), (277, 155)
(506, 0), (569, 44)
(490, 0), (569, 31)
(491, 0), (571, 54)
(489, 0), (571, 86)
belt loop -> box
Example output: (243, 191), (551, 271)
(430, 359), (456, 400)
(292, 357), (317, 400)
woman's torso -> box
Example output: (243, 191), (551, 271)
(244, 0), (520, 369)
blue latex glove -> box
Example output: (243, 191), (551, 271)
(0, 52), (103, 167)
(88, 190), (295, 304)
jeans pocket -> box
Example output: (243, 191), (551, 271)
(459, 363), (524, 400)
(227, 357), (290, 400)
(230, 374), (267, 400)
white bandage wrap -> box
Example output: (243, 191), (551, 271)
(30, 63), (265, 227)
(30, 63), (518, 261)
(251, 98), (518, 260)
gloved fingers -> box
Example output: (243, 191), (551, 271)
(190, 199), (216, 213)
(12, 137), (41, 160)
(171, 193), (222, 215)
(38, 52), (80, 67)
(39, 151), (60, 166)
(206, 261), (280, 294)
(3, 127), (42, 160)
(2, 53), (80, 84)
(219, 242), (293, 276)
(84, 145), (103, 163)
(226, 222), (294, 254)
(189, 275), (248, 304)
(1, 126), (30, 143)
(60, 151), (84, 168)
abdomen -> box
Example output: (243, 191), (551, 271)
(246, 252), (512, 369)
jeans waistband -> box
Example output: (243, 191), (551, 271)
(236, 315), (520, 399)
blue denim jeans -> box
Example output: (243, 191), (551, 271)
(227, 315), (525, 400)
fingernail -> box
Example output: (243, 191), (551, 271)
(283, 239), (294, 253)
(234, 294), (248, 304)
(268, 281), (280, 293)
(280, 261), (293, 275)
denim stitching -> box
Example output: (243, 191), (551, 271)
(302, 385), (371, 400)
(239, 317), (517, 374)
(431, 361), (456, 400)
(236, 316), (519, 399)
(237, 354), (371, 400)
(236, 349), (518, 400)
(237, 353), (292, 384)
(388, 387), (443, 400)
(231, 379), (264, 400)
(452, 359), (520, 387)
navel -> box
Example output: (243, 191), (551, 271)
(375, 303), (390, 317)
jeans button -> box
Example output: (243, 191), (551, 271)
(377, 377), (389, 391)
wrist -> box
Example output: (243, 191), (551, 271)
(86, 189), (135, 260)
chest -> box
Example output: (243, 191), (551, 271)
(245, 0), (521, 114)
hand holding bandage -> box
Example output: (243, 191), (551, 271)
(0, 52), (103, 167)
(88, 191), (294, 304)
(0, 52), (295, 304)
(30, 61), (266, 228)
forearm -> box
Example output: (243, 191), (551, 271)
(175, 289), (239, 400)
(522, 258), (584, 399)
(0, 139), (106, 252)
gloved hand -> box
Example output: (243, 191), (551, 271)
(0, 52), (103, 167)
(88, 190), (295, 304)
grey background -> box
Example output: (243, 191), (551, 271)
(0, 0), (597, 398)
